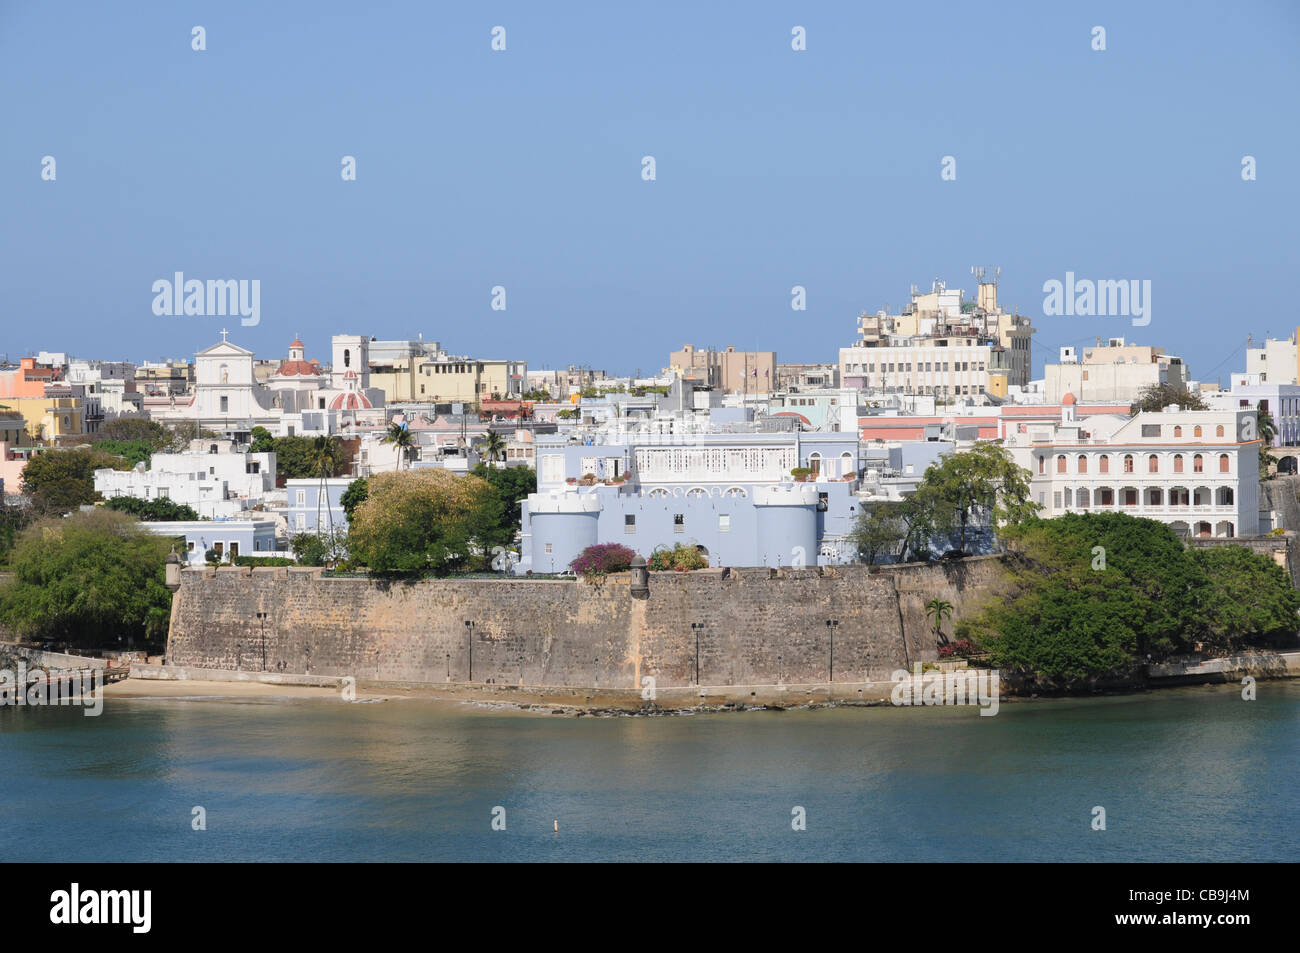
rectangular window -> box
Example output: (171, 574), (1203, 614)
(1141, 424), (1161, 437)
(220, 396), (229, 412)
(674, 514), (684, 533)
(624, 514), (636, 534)
(186, 541), (195, 552)
(296, 490), (306, 505)
(1053, 491), (1062, 509)
(719, 514), (731, 532)
(229, 542), (239, 558)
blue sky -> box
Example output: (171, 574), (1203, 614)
(2, 1), (1297, 382)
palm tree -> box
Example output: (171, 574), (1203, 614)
(308, 435), (344, 544)
(381, 421), (416, 471)
(925, 598), (954, 645)
(479, 431), (506, 468)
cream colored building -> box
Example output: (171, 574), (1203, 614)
(1245, 329), (1300, 385)
(1044, 339), (1188, 404)
(670, 345), (777, 394)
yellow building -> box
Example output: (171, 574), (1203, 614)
(3, 396), (85, 443)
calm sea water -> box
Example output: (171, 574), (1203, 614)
(2, 684), (1297, 862)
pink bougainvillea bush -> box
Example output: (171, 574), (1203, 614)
(569, 543), (637, 577)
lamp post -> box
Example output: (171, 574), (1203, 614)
(777, 654), (782, 687)
(519, 653), (525, 686)
(825, 619), (839, 685)
(690, 622), (704, 686)
(445, 652), (451, 681)
(464, 621), (475, 681)
(256, 611), (268, 671)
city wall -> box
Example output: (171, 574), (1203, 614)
(165, 558), (1004, 689)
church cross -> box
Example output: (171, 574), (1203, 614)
(219, 328), (230, 342)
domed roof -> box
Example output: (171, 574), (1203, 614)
(275, 358), (320, 377)
(289, 337), (304, 348)
(1061, 392), (1077, 406)
(329, 391), (372, 410)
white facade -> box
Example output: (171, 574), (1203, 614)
(1245, 332), (1298, 385)
(94, 439), (276, 519)
(1005, 404), (1261, 538)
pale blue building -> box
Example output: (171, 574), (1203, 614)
(518, 431), (863, 573)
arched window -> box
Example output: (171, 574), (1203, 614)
(1173, 454), (1183, 473)
(1216, 425), (1225, 438)
(1038, 456), (1045, 474)
(1077, 488), (1090, 508)
(344, 349), (351, 368)
(1123, 454), (1134, 473)
(1148, 454), (1159, 473)
(1194, 425), (1203, 437)
(1056, 454), (1067, 473)
(1174, 426), (1182, 437)
(808, 453), (821, 479)
(1077, 455), (1088, 473)
(1193, 454), (1204, 473)
(723, 487), (748, 498)
(1099, 455), (1110, 474)
(1219, 454), (1230, 473)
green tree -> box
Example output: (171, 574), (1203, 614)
(959, 512), (1234, 690)
(347, 469), (503, 575)
(848, 502), (905, 565)
(249, 426), (275, 454)
(1130, 383), (1206, 414)
(0, 508), (174, 648)
(1254, 407), (1277, 476)
(380, 422), (417, 471)
(95, 439), (155, 468)
(925, 598), (954, 643)
(1192, 545), (1300, 654)
(0, 502), (33, 569)
(470, 464), (535, 540)
(340, 477), (369, 523)
(270, 436), (345, 480)
(103, 496), (200, 521)
(94, 417), (169, 447)
(20, 448), (132, 514)
(914, 443), (1038, 552)
(308, 435), (344, 539)
(478, 431), (506, 468)
(291, 532), (330, 567)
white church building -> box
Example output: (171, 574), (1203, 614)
(146, 332), (386, 436)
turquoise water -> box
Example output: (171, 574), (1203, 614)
(2, 684), (1297, 861)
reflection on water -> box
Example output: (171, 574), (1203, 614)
(2, 685), (1297, 861)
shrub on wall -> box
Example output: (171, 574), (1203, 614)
(570, 543), (636, 577)
(648, 543), (708, 572)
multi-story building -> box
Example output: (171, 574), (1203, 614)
(670, 345), (777, 394)
(94, 438), (276, 519)
(1004, 396), (1260, 539)
(412, 354), (527, 404)
(1245, 329), (1300, 385)
(283, 478), (352, 535)
(1044, 339), (1188, 404)
(776, 362), (840, 391)
(1205, 376), (1300, 473)
(839, 275), (1034, 401)
(519, 431), (862, 573)
(134, 360), (194, 395)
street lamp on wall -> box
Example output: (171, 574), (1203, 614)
(825, 619), (839, 684)
(464, 620), (475, 682)
(690, 622), (705, 687)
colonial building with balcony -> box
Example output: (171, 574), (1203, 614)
(1004, 394), (1261, 539)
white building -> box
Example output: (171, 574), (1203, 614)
(1005, 395), (1261, 538)
(94, 438), (276, 519)
(1245, 330), (1299, 385)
